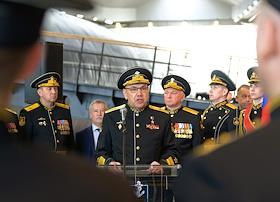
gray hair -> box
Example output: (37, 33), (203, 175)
(89, 99), (108, 112)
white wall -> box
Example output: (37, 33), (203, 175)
(113, 24), (257, 97)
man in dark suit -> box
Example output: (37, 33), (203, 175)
(76, 99), (108, 162)
(0, 0), (139, 201)
(174, 1), (280, 201)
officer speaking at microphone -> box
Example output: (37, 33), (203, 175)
(97, 67), (179, 174)
(19, 72), (74, 153)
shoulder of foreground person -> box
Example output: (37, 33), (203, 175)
(0, 142), (140, 202)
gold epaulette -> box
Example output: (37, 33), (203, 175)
(105, 104), (126, 114)
(55, 102), (70, 109)
(226, 103), (238, 110)
(149, 105), (169, 114)
(182, 107), (199, 115)
(97, 156), (106, 166)
(24, 103), (40, 112)
(5, 108), (17, 115)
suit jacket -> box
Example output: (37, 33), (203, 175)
(0, 120), (139, 202)
(76, 126), (97, 162)
(174, 106), (280, 202)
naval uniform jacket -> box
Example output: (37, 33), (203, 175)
(174, 105), (280, 202)
(96, 104), (179, 166)
(163, 106), (201, 159)
(201, 100), (238, 142)
(0, 108), (20, 137)
(239, 102), (262, 135)
(19, 101), (74, 152)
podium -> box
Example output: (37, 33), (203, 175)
(98, 164), (181, 202)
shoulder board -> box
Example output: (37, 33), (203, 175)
(148, 105), (169, 114)
(55, 102), (70, 109)
(5, 108), (17, 115)
(24, 103), (40, 112)
(105, 104), (126, 114)
(182, 107), (199, 115)
(226, 103), (238, 110)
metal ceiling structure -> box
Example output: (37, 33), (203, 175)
(62, 0), (260, 27)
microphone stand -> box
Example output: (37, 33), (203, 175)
(122, 121), (127, 177)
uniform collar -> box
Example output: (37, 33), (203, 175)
(252, 103), (262, 110)
(91, 123), (101, 131)
(39, 101), (56, 111)
(128, 103), (147, 113)
(165, 106), (182, 115)
(212, 100), (227, 108)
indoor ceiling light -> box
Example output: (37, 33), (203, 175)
(76, 14), (84, 19)
(104, 18), (114, 25)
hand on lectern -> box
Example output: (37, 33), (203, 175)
(148, 161), (163, 174)
(108, 161), (122, 174)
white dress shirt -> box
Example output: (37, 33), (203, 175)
(91, 124), (101, 150)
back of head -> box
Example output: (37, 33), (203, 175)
(0, 0), (93, 107)
(257, 0), (280, 99)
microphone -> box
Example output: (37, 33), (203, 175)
(120, 107), (127, 125)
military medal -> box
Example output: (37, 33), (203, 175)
(146, 116), (159, 130)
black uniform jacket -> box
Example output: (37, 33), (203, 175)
(201, 100), (238, 142)
(19, 101), (74, 152)
(174, 106), (280, 202)
(239, 102), (262, 135)
(96, 104), (179, 166)
(163, 106), (201, 159)
(0, 108), (20, 137)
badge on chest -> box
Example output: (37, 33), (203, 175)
(57, 120), (70, 135)
(38, 117), (47, 126)
(146, 116), (159, 130)
(172, 122), (193, 139)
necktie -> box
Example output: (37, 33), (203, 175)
(94, 128), (100, 150)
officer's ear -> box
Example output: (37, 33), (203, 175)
(222, 87), (229, 97)
(123, 89), (128, 100)
(180, 91), (186, 102)
(37, 88), (42, 96)
(16, 42), (43, 81)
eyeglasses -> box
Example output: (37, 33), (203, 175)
(125, 86), (149, 93)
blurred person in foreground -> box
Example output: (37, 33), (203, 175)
(0, 0), (139, 201)
(174, 1), (280, 201)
